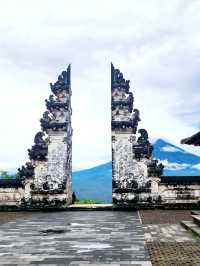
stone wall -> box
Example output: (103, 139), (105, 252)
(158, 183), (200, 204)
(0, 188), (24, 207)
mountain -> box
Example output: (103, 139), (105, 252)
(72, 162), (112, 203)
(153, 139), (200, 176)
(72, 139), (200, 203)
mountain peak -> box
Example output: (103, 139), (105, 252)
(154, 139), (184, 152)
(153, 138), (200, 171)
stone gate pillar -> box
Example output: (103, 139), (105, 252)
(40, 65), (73, 205)
(111, 63), (162, 206)
(18, 65), (72, 208)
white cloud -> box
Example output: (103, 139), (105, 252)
(0, 161), (19, 172)
(192, 164), (200, 170)
(161, 146), (181, 152)
(0, 0), (200, 170)
(158, 159), (190, 171)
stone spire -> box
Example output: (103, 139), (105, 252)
(41, 65), (72, 132)
(111, 63), (138, 133)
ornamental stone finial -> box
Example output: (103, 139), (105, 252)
(50, 65), (71, 95)
(111, 63), (130, 91)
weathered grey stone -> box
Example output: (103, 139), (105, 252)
(0, 66), (73, 209)
(111, 63), (200, 207)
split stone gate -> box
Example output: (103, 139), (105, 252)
(0, 64), (200, 209)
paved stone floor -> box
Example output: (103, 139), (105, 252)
(0, 211), (151, 266)
(139, 210), (193, 224)
(0, 212), (32, 225)
(140, 210), (200, 266)
(143, 224), (197, 242)
(147, 242), (200, 266)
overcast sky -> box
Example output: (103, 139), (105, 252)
(0, 0), (200, 171)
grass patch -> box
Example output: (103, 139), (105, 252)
(74, 198), (100, 204)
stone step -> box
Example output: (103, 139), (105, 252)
(181, 220), (200, 238)
(191, 210), (200, 216)
(191, 215), (200, 226)
(66, 204), (113, 211)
